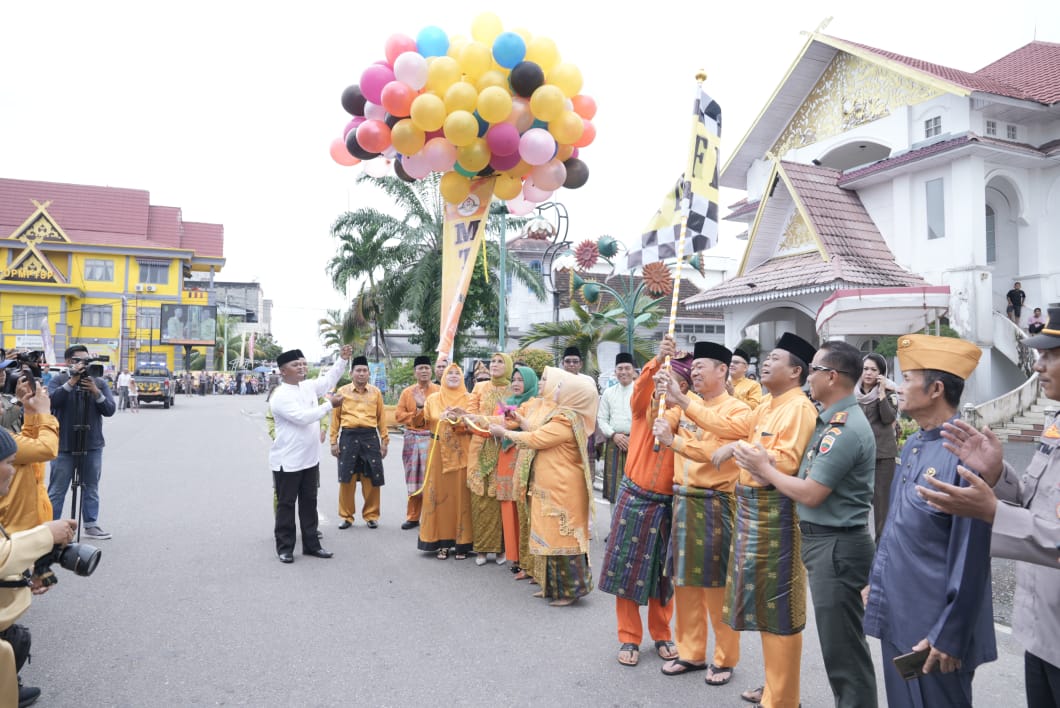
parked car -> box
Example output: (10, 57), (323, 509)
(133, 365), (175, 408)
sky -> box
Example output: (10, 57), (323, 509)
(1, 1), (1057, 361)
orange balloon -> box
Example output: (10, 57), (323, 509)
(380, 81), (414, 117)
(508, 160), (533, 178)
(555, 144), (575, 161)
(571, 94), (597, 120)
(572, 119), (596, 148)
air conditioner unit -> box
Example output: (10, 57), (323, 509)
(145, 285), (158, 292)
(686, 334), (697, 344)
(134, 284), (145, 293)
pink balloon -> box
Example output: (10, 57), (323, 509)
(506, 194), (536, 216)
(486, 123), (520, 156)
(422, 137), (457, 172)
(570, 147), (580, 159)
(360, 64), (395, 104)
(385, 34), (417, 65)
(519, 128), (556, 166)
(344, 116), (365, 138)
(531, 159), (567, 191)
(402, 151), (432, 179)
(523, 182), (554, 203)
(357, 120), (392, 153)
(489, 150), (521, 172)
(330, 137), (359, 166)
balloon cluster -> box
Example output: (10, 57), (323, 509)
(329, 12), (594, 208)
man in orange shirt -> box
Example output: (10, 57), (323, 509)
(394, 356), (439, 530)
(331, 356), (389, 529)
(599, 335), (693, 668)
(653, 341), (752, 687)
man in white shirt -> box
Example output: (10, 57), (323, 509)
(598, 352), (635, 503)
(269, 345), (351, 563)
(116, 370), (131, 411)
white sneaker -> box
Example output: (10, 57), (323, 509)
(475, 555), (487, 566)
(495, 554), (507, 565)
(82, 525), (112, 540)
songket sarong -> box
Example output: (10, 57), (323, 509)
(337, 427), (385, 487)
(723, 484), (805, 635)
(669, 484), (733, 588)
(544, 554), (593, 600)
(600, 439), (627, 504)
(598, 477), (673, 606)
(401, 428), (431, 495)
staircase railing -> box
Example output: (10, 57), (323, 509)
(992, 310), (1037, 376)
(964, 372), (1040, 430)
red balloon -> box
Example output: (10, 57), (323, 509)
(329, 137), (359, 166)
(572, 120), (596, 148)
(385, 34), (417, 65)
(356, 120), (392, 154)
(571, 95), (597, 120)
(380, 81), (415, 117)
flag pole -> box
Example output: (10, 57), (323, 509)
(654, 70), (707, 452)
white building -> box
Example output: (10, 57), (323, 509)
(686, 31), (1060, 403)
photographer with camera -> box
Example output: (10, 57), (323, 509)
(0, 376), (57, 534)
(0, 426), (79, 708)
(46, 346), (116, 541)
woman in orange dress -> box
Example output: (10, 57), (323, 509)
(465, 352), (512, 565)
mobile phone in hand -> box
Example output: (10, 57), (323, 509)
(892, 647), (931, 680)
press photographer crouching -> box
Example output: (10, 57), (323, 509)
(0, 426), (84, 707)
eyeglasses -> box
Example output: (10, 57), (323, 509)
(70, 357), (91, 363)
(810, 363), (853, 376)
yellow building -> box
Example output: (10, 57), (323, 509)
(0, 178), (225, 372)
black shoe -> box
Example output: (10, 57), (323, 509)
(400, 520), (419, 530)
(339, 520), (352, 529)
(366, 520), (379, 529)
(305, 548), (333, 558)
(277, 552), (294, 563)
(316, 530), (323, 539)
(19, 685), (41, 708)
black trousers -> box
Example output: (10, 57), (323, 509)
(274, 465), (321, 555)
(1025, 651), (1060, 708)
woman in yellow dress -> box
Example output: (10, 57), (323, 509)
(491, 367), (598, 606)
(416, 364), (474, 560)
(465, 352), (512, 565)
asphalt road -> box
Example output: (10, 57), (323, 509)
(21, 394), (1028, 706)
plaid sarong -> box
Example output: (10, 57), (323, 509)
(723, 484), (805, 635)
(600, 440), (627, 504)
(598, 477), (673, 606)
(401, 428), (431, 495)
(669, 485), (733, 588)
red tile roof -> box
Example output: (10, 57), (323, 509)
(688, 162), (927, 306)
(835, 36), (1060, 105)
(0, 177), (223, 258)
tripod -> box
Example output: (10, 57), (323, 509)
(67, 376), (94, 544)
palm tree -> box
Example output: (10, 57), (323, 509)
(212, 314), (243, 370)
(329, 173), (544, 358)
(317, 308), (370, 353)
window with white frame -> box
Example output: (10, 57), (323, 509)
(1006, 124), (1018, 140)
(11, 305), (48, 330)
(137, 261), (169, 284)
(84, 258), (114, 281)
(985, 205), (997, 263)
(137, 308), (161, 331)
(926, 179), (946, 240)
(81, 304), (113, 328)
(985, 120), (997, 137)
(924, 116), (941, 138)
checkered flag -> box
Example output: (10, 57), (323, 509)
(628, 87), (721, 270)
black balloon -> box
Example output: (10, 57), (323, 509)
(476, 165), (496, 177)
(563, 158), (589, 189)
(510, 61), (544, 98)
(394, 159), (416, 182)
(341, 85), (367, 117)
(345, 129), (379, 161)
(384, 113), (400, 128)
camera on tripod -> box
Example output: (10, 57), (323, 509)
(32, 543), (101, 588)
(70, 354), (108, 381)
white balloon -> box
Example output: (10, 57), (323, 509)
(364, 101), (387, 122)
(364, 158), (391, 178)
(393, 52), (429, 91)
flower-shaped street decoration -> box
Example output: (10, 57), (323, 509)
(642, 261), (674, 296)
(574, 240), (600, 270)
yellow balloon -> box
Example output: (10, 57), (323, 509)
(459, 41), (492, 81)
(426, 56), (462, 94)
(457, 138), (491, 172)
(476, 70), (509, 94)
(548, 110), (584, 145)
(410, 93), (446, 132)
(494, 173), (523, 200)
(511, 27), (533, 45)
(443, 110), (479, 147)
(447, 34), (469, 60)
(555, 143), (575, 162)
(548, 62), (583, 98)
(471, 12), (503, 44)
(391, 119), (426, 156)
(444, 81), (479, 114)
(529, 84), (565, 122)
(524, 36), (560, 73)
(477, 85), (513, 123)
(440, 171), (471, 204)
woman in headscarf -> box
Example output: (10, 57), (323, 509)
(489, 365), (539, 579)
(857, 352), (898, 544)
(491, 366), (599, 606)
(416, 364), (474, 560)
(464, 352), (513, 565)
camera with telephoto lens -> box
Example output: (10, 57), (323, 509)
(70, 354), (108, 381)
(33, 543), (101, 587)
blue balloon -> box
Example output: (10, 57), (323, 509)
(492, 32), (526, 69)
(473, 111), (489, 137)
(417, 26), (449, 58)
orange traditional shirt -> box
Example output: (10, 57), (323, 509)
(394, 382), (439, 432)
(624, 357), (683, 495)
(329, 383), (388, 446)
(671, 392), (751, 492)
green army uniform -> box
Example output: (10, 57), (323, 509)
(797, 394), (878, 707)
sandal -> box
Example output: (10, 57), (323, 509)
(509, 564), (521, 574)
(741, 686), (764, 704)
(513, 570), (529, 581)
(532, 590), (545, 598)
(454, 553), (467, 560)
(654, 640), (679, 661)
(617, 643), (640, 667)
(436, 549), (449, 560)
(549, 597), (577, 607)
(661, 658), (707, 676)
(705, 664), (735, 686)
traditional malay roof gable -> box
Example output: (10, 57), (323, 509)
(686, 161), (926, 308)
